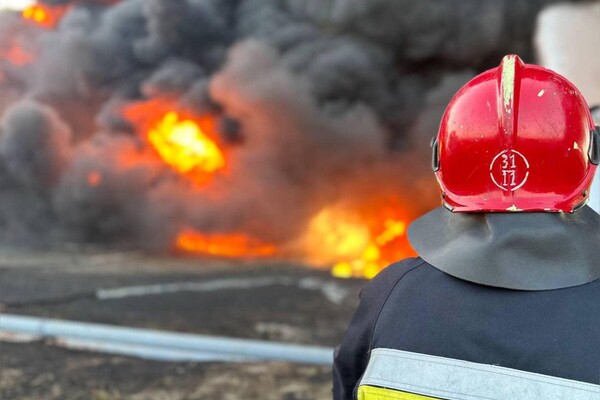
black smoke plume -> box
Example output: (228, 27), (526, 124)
(0, 0), (584, 251)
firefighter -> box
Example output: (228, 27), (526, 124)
(333, 55), (600, 400)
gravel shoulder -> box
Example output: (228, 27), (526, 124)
(0, 342), (333, 400)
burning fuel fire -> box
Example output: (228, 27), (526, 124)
(21, 3), (70, 29)
(88, 95), (420, 279)
(124, 105), (282, 262)
(304, 205), (415, 279)
(135, 107), (414, 279)
(174, 203), (414, 280)
(0, 2), (65, 72)
(147, 112), (225, 184)
(86, 171), (102, 187)
(1, 0), (460, 282)
(140, 110), (279, 260)
(176, 229), (277, 258)
(330, 219), (408, 279)
(3, 43), (34, 66)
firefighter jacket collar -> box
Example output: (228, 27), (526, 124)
(408, 205), (600, 290)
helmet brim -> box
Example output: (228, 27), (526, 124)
(408, 206), (600, 290)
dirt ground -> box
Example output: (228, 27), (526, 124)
(0, 342), (332, 400)
(0, 246), (365, 399)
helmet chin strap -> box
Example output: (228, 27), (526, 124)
(589, 126), (600, 166)
(408, 206), (600, 291)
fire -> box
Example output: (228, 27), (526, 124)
(86, 171), (102, 187)
(4, 43), (35, 66)
(305, 204), (415, 279)
(176, 229), (277, 258)
(330, 219), (407, 279)
(22, 3), (70, 28)
(147, 112), (225, 184)
(122, 102), (415, 279)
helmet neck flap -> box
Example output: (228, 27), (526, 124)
(408, 205), (599, 290)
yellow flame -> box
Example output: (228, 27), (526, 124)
(23, 5), (47, 23)
(21, 3), (68, 28)
(148, 112), (225, 179)
(305, 207), (408, 279)
(331, 219), (406, 279)
(375, 220), (406, 246)
(306, 208), (371, 261)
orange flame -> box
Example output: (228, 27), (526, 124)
(4, 44), (35, 66)
(123, 100), (226, 185)
(304, 204), (415, 279)
(22, 3), (70, 29)
(176, 229), (277, 258)
(147, 112), (225, 183)
(86, 171), (102, 187)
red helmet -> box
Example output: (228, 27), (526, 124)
(433, 54), (600, 212)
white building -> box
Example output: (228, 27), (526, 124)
(536, 2), (600, 213)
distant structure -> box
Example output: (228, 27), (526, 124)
(535, 1), (600, 213)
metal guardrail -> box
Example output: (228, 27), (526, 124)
(0, 314), (334, 365)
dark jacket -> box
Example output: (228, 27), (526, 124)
(333, 257), (600, 399)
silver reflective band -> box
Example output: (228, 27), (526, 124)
(360, 348), (600, 400)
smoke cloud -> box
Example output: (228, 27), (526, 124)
(0, 0), (583, 251)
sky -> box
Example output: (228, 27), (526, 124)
(0, 0), (35, 11)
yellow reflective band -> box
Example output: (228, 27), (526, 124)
(358, 385), (440, 400)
